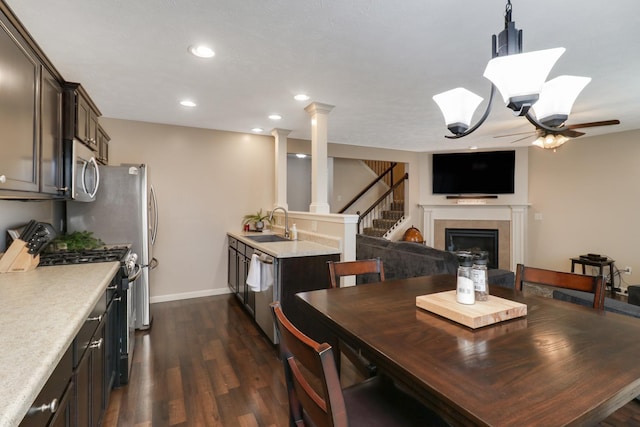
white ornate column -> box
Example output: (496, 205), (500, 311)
(304, 102), (334, 214)
(271, 128), (291, 210)
(510, 205), (527, 270)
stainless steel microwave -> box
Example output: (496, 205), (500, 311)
(64, 139), (100, 202)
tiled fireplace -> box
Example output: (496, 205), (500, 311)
(444, 227), (501, 269)
(420, 204), (527, 271)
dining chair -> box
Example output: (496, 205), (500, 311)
(270, 301), (449, 427)
(514, 263), (606, 309)
(327, 258), (385, 288)
(327, 259), (385, 378)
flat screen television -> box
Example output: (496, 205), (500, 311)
(432, 150), (515, 195)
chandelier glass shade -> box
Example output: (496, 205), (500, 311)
(531, 75), (592, 126)
(483, 47), (565, 115)
(432, 88), (484, 135)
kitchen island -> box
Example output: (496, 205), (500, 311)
(227, 231), (341, 345)
(0, 262), (119, 427)
(227, 231), (341, 258)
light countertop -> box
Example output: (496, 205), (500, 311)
(0, 262), (119, 427)
(228, 231), (341, 258)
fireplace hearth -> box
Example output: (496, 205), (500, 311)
(445, 228), (499, 269)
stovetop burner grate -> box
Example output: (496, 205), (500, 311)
(39, 246), (130, 266)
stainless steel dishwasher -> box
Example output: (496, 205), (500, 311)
(252, 249), (280, 344)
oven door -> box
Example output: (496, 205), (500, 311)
(67, 139), (100, 202)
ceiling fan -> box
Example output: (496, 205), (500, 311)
(494, 119), (620, 149)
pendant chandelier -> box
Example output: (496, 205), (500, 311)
(432, 1), (591, 144)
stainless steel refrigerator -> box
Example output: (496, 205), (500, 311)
(67, 164), (158, 330)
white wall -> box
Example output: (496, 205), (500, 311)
(527, 130), (640, 290)
(101, 118), (276, 302)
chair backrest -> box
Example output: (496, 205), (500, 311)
(327, 258), (385, 288)
(514, 263), (606, 309)
(270, 301), (347, 427)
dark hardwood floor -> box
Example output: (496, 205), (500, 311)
(103, 295), (290, 426)
(104, 294), (640, 426)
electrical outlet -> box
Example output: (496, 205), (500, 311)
(623, 266), (632, 275)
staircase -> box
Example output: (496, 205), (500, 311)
(338, 160), (408, 237)
(362, 200), (405, 237)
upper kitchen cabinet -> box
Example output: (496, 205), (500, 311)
(40, 66), (65, 196)
(0, 2), (66, 199)
(63, 82), (102, 151)
(97, 124), (110, 165)
(0, 9), (40, 194)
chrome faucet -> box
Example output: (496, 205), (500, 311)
(269, 206), (290, 239)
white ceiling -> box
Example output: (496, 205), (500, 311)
(6, 0), (640, 152)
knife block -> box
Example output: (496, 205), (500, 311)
(0, 239), (39, 273)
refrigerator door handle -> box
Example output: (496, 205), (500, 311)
(141, 257), (159, 270)
(150, 185), (158, 245)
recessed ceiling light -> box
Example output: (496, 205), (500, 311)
(294, 94), (310, 101)
(469, 146), (479, 150)
(188, 45), (215, 58)
(180, 100), (196, 107)
(268, 114), (282, 120)
(251, 127), (264, 133)
(296, 153), (307, 158)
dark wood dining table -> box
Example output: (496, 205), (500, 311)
(296, 274), (640, 426)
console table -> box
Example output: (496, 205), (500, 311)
(571, 256), (617, 292)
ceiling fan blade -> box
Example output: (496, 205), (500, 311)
(566, 119), (620, 130)
(510, 135), (536, 144)
(494, 131), (536, 138)
(559, 129), (586, 138)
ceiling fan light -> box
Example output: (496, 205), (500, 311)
(532, 75), (592, 127)
(432, 88), (484, 135)
(532, 133), (570, 149)
(483, 48), (566, 115)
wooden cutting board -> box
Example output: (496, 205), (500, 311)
(416, 290), (527, 329)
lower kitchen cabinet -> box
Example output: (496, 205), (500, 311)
(74, 290), (112, 427)
(19, 347), (73, 427)
(227, 237), (254, 314)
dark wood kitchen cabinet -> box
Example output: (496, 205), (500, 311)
(40, 66), (65, 196)
(63, 83), (101, 151)
(0, 9), (40, 194)
(96, 124), (110, 165)
(227, 237), (255, 315)
(0, 3), (66, 199)
(74, 287), (113, 427)
(19, 347), (74, 427)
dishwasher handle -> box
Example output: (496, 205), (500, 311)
(257, 253), (274, 264)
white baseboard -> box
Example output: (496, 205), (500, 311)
(150, 287), (231, 304)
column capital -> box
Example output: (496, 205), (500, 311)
(271, 128), (292, 138)
(304, 102), (335, 116)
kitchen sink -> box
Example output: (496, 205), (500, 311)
(246, 234), (290, 243)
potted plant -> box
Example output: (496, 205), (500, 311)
(242, 209), (271, 231)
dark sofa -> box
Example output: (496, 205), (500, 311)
(553, 288), (640, 319)
(355, 235), (515, 288)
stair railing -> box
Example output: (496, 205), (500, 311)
(357, 173), (409, 234)
(338, 162), (397, 214)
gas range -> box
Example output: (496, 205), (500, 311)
(39, 245), (131, 266)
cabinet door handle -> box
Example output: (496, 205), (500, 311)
(87, 314), (102, 322)
(89, 338), (103, 349)
(27, 398), (58, 415)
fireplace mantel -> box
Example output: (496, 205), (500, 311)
(420, 204), (528, 271)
